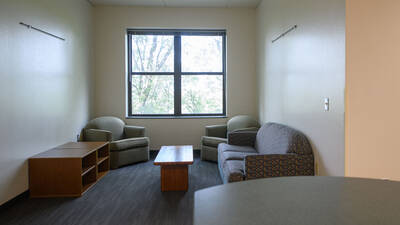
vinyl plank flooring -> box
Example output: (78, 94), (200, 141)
(0, 152), (222, 225)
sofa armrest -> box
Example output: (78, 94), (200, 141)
(124, 125), (146, 138)
(205, 125), (227, 138)
(227, 131), (258, 146)
(83, 129), (112, 142)
(244, 154), (314, 180)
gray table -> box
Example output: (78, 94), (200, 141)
(194, 176), (400, 225)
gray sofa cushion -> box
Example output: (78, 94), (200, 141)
(218, 143), (257, 153)
(218, 144), (257, 184)
(220, 160), (245, 183)
(219, 151), (257, 173)
(255, 123), (312, 155)
(222, 151), (257, 161)
(110, 137), (149, 151)
(202, 136), (227, 148)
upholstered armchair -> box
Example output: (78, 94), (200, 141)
(80, 116), (149, 169)
(201, 115), (259, 162)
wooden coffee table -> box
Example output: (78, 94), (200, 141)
(154, 145), (193, 191)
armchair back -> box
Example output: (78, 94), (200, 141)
(227, 115), (259, 133)
(85, 116), (125, 141)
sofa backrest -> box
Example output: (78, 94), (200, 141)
(255, 123), (313, 155)
(85, 116), (125, 141)
(227, 115), (260, 133)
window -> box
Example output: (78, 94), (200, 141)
(127, 29), (226, 117)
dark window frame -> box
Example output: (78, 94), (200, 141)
(126, 29), (227, 118)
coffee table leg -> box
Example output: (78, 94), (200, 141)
(160, 165), (188, 191)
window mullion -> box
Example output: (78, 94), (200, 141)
(127, 34), (133, 116)
(174, 35), (182, 116)
(223, 33), (227, 116)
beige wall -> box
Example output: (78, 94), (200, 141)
(0, 0), (92, 204)
(256, 0), (345, 176)
(93, 6), (257, 149)
(346, 0), (400, 180)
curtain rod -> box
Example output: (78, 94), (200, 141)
(272, 25), (297, 43)
(19, 22), (65, 41)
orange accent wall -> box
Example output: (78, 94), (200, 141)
(346, 0), (400, 180)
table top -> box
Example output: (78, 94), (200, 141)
(30, 142), (108, 159)
(194, 176), (400, 225)
(154, 145), (194, 165)
(53, 142), (107, 150)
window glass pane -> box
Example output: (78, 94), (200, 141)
(182, 75), (223, 114)
(182, 36), (223, 72)
(132, 35), (174, 72)
(131, 75), (174, 114)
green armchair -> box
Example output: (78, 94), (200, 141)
(80, 116), (149, 169)
(201, 115), (260, 162)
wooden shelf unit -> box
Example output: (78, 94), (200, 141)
(29, 142), (110, 198)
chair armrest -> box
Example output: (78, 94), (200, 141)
(205, 125), (227, 138)
(124, 125), (146, 138)
(83, 129), (112, 142)
(227, 131), (258, 146)
(244, 154), (314, 180)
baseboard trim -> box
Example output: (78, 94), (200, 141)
(0, 190), (29, 211)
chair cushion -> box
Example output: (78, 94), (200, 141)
(110, 137), (149, 151)
(255, 123), (313, 155)
(202, 136), (227, 148)
(85, 116), (125, 141)
(218, 143), (257, 154)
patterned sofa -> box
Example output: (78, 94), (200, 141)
(218, 122), (314, 183)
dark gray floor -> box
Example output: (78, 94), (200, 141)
(0, 151), (222, 225)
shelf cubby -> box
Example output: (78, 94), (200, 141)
(82, 151), (96, 174)
(97, 156), (110, 179)
(82, 167), (96, 193)
(98, 145), (109, 158)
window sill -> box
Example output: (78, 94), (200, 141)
(126, 115), (227, 119)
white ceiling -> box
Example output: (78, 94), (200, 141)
(90, 0), (262, 8)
